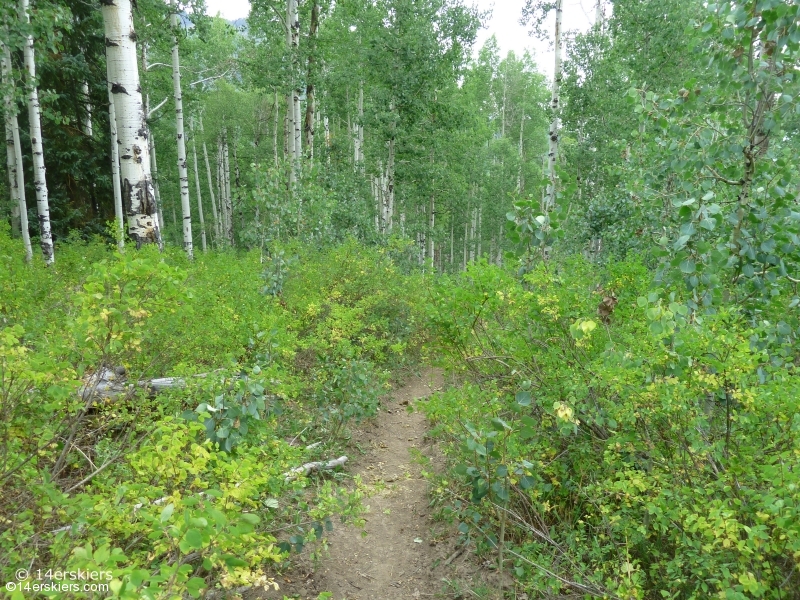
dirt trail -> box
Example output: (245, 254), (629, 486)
(258, 367), (489, 600)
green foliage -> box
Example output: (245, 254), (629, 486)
(423, 256), (800, 598)
(0, 225), (423, 599)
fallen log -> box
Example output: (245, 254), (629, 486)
(283, 456), (348, 481)
(77, 367), (213, 400)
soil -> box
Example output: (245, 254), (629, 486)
(250, 367), (503, 600)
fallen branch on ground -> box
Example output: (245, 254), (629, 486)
(283, 456), (348, 481)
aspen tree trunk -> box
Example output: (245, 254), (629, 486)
(544, 0), (563, 213)
(81, 80), (93, 137)
(141, 44), (165, 234)
(285, 94), (293, 172)
(222, 134), (233, 245)
(190, 118), (206, 252)
(449, 216), (454, 269)
(20, 0), (54, 263)
(501, 65), (507, 138)
(385, 139), (395, 232)
(232, 138), (241, 235)
(102, 0), (161, 248)
(2, 38), (32, 261)
(304, 0), (319, 164)
(463, 222), (468, 269)
(108, 88), (124, 250)
(373, 181), (379, 230)
(357, 83), (365, 169)
(352, 118), (359, 165)
(477, 207), (482, 258)
(517, 111), (525, 193)
(4, 117), (21, 238)
(287, 0), (301, 170)
(469, 208), (476, 263)
(595, 0), (603, 30)
(200, 118), (220, 244)
(148, 127), (164, 240)
(323, 114), (330, 164)
(273, 91), (279, 166)
(216, 146), (225, 239)
(170, 0), (193, 259)
(428, 150), (435, 263)
(284, 2), (295, 183)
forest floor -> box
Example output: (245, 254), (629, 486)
(254, 367), (507, 600)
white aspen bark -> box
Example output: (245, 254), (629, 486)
(170, 1), (193, 259)
(20, 0), (54, 264)
(273, 91), (279, 167)
(293, 89), (302, 169)
(477, 206), (482, 258)
(232, 138), (241, 234)
(595, 0), (604, 30)
(469, 208), (476, 263)
(108, 87), (124, 250)
(304, 0), (319, 165)
(216, 146), (225, 239)
(428, 193), (435, 265)
(2, 38), (32, 261)
(288, 0), (301, 169)
(372, 178), (379, 231)
(148, 127), (164, 240)
(357, 82), (364, 167)
(190, 118), (206, 252)
(517, 111), (525, 193)
(353, 121), (359, 166)
(449, 216), (454, 268)
(463, 222), (468, 269)
(222, 135), (233, 245)
(286, 93), (295, 185)
(501, 65), (507, 138)
(428, 150), (435, 263)
(102, 0), (161, 248)
(544, 0), (563, 213)
(201, 125), (220, 244)
(386, 139), (395, 232)
(81, 80), (93, 137)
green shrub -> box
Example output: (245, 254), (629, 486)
(422, 256), (800, 599)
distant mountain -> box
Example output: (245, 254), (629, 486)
(229, 18), (248, 31)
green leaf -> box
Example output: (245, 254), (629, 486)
(490, 417), (511, 432)
(160, 503), (174, 523)
(240, 513), (261, 525)
(222, 555), (249, 568)
(186, 577), (206, 599)
(183, 528), (204, 550)
(515, 391), (532, 406)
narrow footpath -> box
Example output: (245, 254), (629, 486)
(259, 368), (496, 600)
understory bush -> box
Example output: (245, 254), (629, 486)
(0, 227), (424, 599)
(422, 257), (800, 599)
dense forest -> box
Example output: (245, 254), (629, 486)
(1, 0), (799, 598)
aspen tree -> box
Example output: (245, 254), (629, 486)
(199, 116), (220, 244)
(170, 0), (193, 258)
(544, 0), (562, 213)
(107, 88), (124, 250)
(101, 0), (161, 247)
(304, 0), (319, 163)
(20, 0), (54, 263)
(2, 36), (32, 262)
(190, 118), (206, 251)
